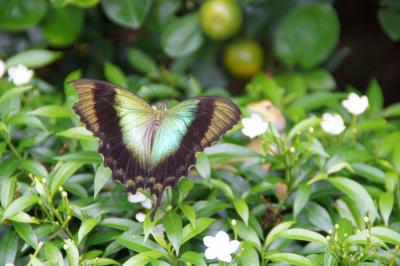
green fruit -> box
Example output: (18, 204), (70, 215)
(223, 39), (264, 79)
(199, 0), (242, 40)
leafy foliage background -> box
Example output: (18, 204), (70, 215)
(0, 0), (400, 265)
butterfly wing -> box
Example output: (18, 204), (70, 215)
(149, 96), (240, 201)
(71, 79), (155, 193)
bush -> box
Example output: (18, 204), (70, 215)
(0, 0), (399, 265)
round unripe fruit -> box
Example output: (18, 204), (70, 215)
(223, 39), (264, 79)
(199, 0), (242, 40)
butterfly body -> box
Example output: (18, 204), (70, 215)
(71, 79), (240, 217)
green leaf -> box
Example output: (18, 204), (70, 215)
(182, 217), (215, 244)
(30, 256), (46, 266)
(6, 49), (62, 68)
(163, 212), (182, 255)
(290, 92), (344, 111)
(44, 242), (64, 266)
(310, 138), (329, 158)
(78, 218), (97, 245)
(385, 171), (398, 193)
(180, 204), (196, 227)
(274, 3), (339, 68)
(209, 179), (234, 199)
(195, 152), (210, 179)
(83, 258), (120, 266)
(383, 103), (400, 118)
(371, 227), (400, 246)
(329, 177), (377, 219)
(64, 241), (80, 266)
(101, 0), (153, 29)
(57, 127), (96, 141)
(240, 242), (259, 266)
(146, 0), (181, 31)
(267, 253), (315, 266)
(356, 118), (392, 133)
(104, 61), (128, 87)
(351, 163), (385, 184)
(127, 48), (159, 76)
(55, 151), (102, 163)
(305, 202), (333, 233)
(236, 220), (261, 248)
(12, 222), (38, 248)
(234, 199), (249, 226)
(139, 84), (179, 99)
(7, 113), (46, 131)
(0, 230), (18, 266)
(303, 68), (336, 91)
(116, 233), (167, 254)
(64, 69), (81, 108)
(8, 212), (38, 224)
(205, 143), (256, 158)
(1, 175), (16, 209)
(20, 160), (48, 177)
(393, 145), (400, 172)
(0, 0), (47, 31)
(242, 181), (274, 200)
(247, 74), (283, 105)
(379, 192), (394, 226)
(123, 251), (164, 266)
(2, 194), (38, 221)
(288, 116), (321, 139)
(161, 12), (203, 57)
(378, 8), (400, 41)
(29, 105), (74, 118)
(264, 221), (295, 247)
(42, 6), (84, 47)
(367, 79), (383, 113)
(0, 86), (31, 105)
(94, 165), (111, 198)
(178, 179), (194, 204)
(49, 162), (83, 196)
(100, 217), (136, 231)
(293, 184), (311, 218)
(278, 228), (327, 245)
(179, 251), (206, 266)
(66, 0), (100, 8)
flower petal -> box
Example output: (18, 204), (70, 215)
(227, 240), (240, 253)
(217, 253), (232, 263)
(203, 236), (215, 247)
(135, 212), (146, 222)
(128, 192), (146, 203)
(205, 247), (217, 260)
(141, 198), (152, 209)
(215, 231), (230, 244)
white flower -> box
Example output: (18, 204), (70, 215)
(153, 224), (165, 236)
(203, 231), (240, 263)
(8, 64), (33, 86)
(320, 113), (346, 135)
(241, 113), (268, 138)
(0, 60), (5, 78)
(135, 212), (146, 222)
(342, 93), (369, 115)
(5, 263), (15, 266)
(128, 191), (152, 209)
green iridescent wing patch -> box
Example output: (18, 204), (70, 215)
(72, 79), (240, 217)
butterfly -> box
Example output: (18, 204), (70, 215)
(71, 79), (240, 218)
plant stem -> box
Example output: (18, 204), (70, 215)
(350, 115), (358, 140)
(0, 132), (22, 160)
